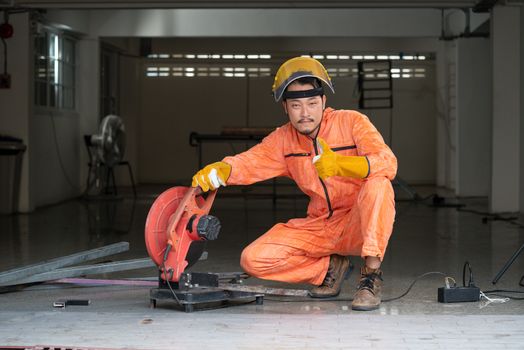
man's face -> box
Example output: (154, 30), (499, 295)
(282, 82), (326, 138)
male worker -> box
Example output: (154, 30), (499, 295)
(192, 56), (397, 311)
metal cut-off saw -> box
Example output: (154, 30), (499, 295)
(144, 186), (264, 312)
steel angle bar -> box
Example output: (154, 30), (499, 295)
(51, 277), (158, 287)
(219, 283), (309, 297)
(5, 258), (155, 285)
(0, 242), (130, 285)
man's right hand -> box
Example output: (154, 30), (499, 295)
(191, 161), (232, 192)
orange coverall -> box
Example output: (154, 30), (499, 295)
(222, 108), (397, 285)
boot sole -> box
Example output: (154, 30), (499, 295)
(309, 260), (353, 299)
(351, 304), (380, 311)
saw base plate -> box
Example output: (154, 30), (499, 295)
(149, 272), (263, 312)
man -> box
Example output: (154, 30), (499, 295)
(192, 57), (397, 311)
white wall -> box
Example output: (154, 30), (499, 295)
(137, 37), (437, 184)
(29, 13), (102, 208)
(4, 10), (102, 210)
(30, 110), (81, 207)
(0, 13), (32, 212)
(3, 6), (518, 210)
(456, 38), (491, 197)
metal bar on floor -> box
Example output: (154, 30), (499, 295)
(219, 283), (309, 297)
(0, 242), (130, 285)
(3, 258), (155, 286)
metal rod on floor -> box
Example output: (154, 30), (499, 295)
(219, 283), (309, 297)
(492, 242), (524, 285)
(0, 242), (130, 285)
(2, 258), (154, 286)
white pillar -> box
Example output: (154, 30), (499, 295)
(521, 5), (524, 215)
(491, 5), (521, 213)
(456, 38), (491, 197)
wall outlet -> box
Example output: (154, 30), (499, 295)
(0, 74), (11, 89)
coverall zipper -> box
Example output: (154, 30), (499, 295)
(313, 138), (334, 218)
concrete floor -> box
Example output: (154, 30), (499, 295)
(0, 184), (523, 349)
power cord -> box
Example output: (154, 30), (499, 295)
(49, 113), (83, 192)
(266, 271), (448, 303)
(161, 244), (182, 307)
(266, 262), (523, 304)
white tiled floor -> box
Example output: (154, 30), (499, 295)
(0, 185), (523, 349)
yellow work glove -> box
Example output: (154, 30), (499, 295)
(191, 161), (232, 192)
(313, 138), (369, 179)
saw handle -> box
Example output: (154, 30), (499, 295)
(167, 187), (217, 245)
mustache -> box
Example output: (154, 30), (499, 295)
(298, 118), (315, 123)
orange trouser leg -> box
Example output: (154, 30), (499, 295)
(333, 177), (395, 260)
(240, 177), (395, 285)
(240, 217), (332, 285)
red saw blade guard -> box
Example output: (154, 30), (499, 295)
(145, 186), (219, 282)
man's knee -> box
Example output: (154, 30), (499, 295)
(240, 245), (257, 275)
(358, 177), (394, 202)
(240, 241), (284, 277)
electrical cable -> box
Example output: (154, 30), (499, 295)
(265, 263), (524, 304)
(462, 261), (474, 287)
(481, 289), (524, 300)
(265, 271), (447, 303)
(49, 113), (83, 192)
(161, 244), (182, 307)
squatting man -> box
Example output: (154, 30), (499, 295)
(192, 57), (397, 311)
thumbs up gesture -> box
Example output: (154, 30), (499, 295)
(313, 138), (370, 180)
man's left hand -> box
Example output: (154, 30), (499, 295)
(313, 138), (369, 179)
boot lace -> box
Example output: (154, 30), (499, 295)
(321, 264), (336, 288)
(357, 273), (382, 295)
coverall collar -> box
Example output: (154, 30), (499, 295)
(307, 107), (333, 141)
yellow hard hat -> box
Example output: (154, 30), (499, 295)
(272, 56), (335, 102)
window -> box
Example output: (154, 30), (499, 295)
(34, 29), (76, 109)
(144, 52), (429, 79)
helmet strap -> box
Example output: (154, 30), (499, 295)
(282, 86), (324, 100)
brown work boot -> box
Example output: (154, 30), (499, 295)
(309, 255), (350, 298)
(351, 266), (383, 311)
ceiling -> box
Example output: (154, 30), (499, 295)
(0, 0), (490, 9)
